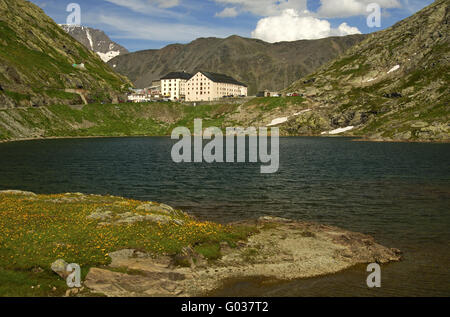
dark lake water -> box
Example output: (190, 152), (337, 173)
(0, 137), (449, 296)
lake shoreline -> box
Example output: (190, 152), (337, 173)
(1, 134), (448, 145)
(0, 190), (402, 297)
(85, 216), (403, 297)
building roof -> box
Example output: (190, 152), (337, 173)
(160, 71), (193, 80)
(199, 71), (247, 87)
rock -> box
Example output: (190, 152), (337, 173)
(394, 131), (412, 140)
(118, 212), (133, 218)
(87, 210), (113, 221)
(173, 247), (196, 268)
(145, 214), (172, 224)
(115, 213), (172, 225)
(219, 242), (233, 255)
(81, 218), (402, 297)
(116, 215), (145, 224)
(0, 190), (37, 196)
(258, 216), (293, 224)
(411, 121), (429, 128)
(84, 268), (186, 297)
(108, 249), (136, 264)
(172, 246), (207, 269)
(136, 203), (176, 215)
(51, 259), (69, 279)
(172, 219), (185, 226)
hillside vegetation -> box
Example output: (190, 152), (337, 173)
(0, 102), (240, 141)
(0, 1), (447, 143)
(0, 191), (254, 296)
(0, 0), (131, 109)
(280, 0), (449, 142)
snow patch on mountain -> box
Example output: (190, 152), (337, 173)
(86, 29), (94, 50)
(322, 126), (355, 135)
(97, 51), (121, 63)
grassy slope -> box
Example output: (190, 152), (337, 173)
(0, 97), (316, 141)
(0, 102), (245, 141)
(0, 192), (255, 296)
(282, 0), (449, 141)
(0, 0), (131, 108)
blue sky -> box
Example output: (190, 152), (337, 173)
(30, 0), (434, 52)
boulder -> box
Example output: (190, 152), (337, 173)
(116, 213), (172, 225)
(51, 259), (69, 279)
(0, 190), (37, 196)
(145, 214), (172, 224)
(411, 121), (429, 128)
(394, 131), (412, 140)
(84, 268), (185, 297)
(87, 210), (113, 221)
(136, 203), (176, 215)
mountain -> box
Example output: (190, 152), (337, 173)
(276, 0), (449, 142)
(59, 25), (129, 62)
(108, 34), (366, 94)
(0, 0), (131, 108)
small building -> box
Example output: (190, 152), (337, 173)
(72, 63), (85, 70)
(186, 71), (247, 102)
(127, 93), (151, 103)
(160, 71), (193, 101)
(256, 90), (280, 97)
(144, 84), (161, 97)
(256, 90), (269, 97)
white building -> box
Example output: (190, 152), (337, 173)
(160, 72), (193, 101)
(186, 71), (247, 102)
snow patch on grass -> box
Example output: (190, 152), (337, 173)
(267, 109), (311, 127)
(268, 117), (288, 127)
(387, 65), (400, 74)
(322, 126), (355, 135)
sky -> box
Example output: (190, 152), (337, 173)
(30, 0), (434, 52)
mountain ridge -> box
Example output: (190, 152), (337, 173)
(59, 24), (129, 62)
(277, 0), (449, 141)
(109, 34), (366, 94)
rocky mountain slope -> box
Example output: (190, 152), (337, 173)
(59, 25), (129, 62)
(0, 0), (131, 109)
(275, 0), (449, 141)
(108, 34), (366, 94)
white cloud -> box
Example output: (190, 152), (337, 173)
(215, 7), (239, 18)
(213, 0), (307, 17)
(251, 9), (361, 43)
(156, 0), (180, 8)
(96, 14), (247, 42)
(336, 22), (361, 36)
(317, 0), (401, 18)
(103, 0), (181, 15)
